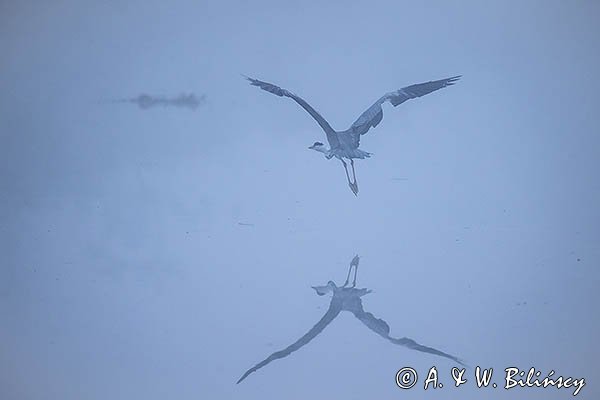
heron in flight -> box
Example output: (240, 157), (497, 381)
(236, 255), (465, 384)
(245, 75), (460, 195)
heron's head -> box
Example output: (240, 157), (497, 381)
(308, 141), (327, 153)
(311, 280), (337, 296)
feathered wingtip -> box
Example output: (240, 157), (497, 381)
(236, 369), (252, 384)
(241, 74), (260, 87)
(242, 74), (287, 97)
(241, 74), (260, 86)
(444, 75), (462, 86)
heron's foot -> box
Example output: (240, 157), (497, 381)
(349, 181), (359, 196)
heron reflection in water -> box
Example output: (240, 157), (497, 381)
(237, 255), (465, 383)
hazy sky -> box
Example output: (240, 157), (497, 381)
(1, 1), (599, 399)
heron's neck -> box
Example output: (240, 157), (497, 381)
(313, 146), (331, 157)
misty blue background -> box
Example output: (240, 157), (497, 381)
(1, 1), (598, 398)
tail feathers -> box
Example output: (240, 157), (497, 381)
(357, 149), (372, 159)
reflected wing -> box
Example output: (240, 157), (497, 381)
(349, 298), (466, 366)
(348, 297), (392, 338)
(348, 76), (461, 137)
(387, 336), (466, 366)
(237, 298), (343, 384)
(245, 76), (340, 147)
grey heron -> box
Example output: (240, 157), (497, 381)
(236, 255), (465, 384)
(245, 75), (460, 195)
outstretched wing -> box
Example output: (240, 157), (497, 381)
(245, 76), (339, 147)
(387, 336), (467, 366)
(348, 76), (461, 138)
(349, 298), (466, 366)
(348, 297), (392, 338)
(237, 298), (343, 384)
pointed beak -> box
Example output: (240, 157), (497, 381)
(308, 145), (315, 149)
(311, 285), (328, 296)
